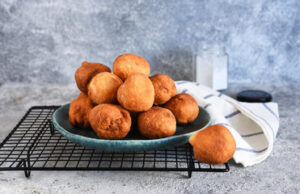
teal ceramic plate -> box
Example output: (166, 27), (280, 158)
(52, 104), (211, 152)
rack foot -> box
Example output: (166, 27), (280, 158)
(22, 159), (31, 178)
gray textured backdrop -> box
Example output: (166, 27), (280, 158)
(0, 0), (299, 84)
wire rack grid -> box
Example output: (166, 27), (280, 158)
(0, 106), (229, 178)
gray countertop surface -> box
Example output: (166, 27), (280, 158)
(0, 82), (299, 194)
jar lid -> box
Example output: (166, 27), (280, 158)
(237, 90), (272, 103)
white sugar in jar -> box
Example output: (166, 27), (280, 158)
(194, 43), (228, 91)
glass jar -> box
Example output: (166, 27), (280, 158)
(194, 43), (228, 91)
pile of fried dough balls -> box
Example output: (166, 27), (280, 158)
(69, 53), (235, 164)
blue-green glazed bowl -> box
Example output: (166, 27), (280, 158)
(52, 104), (211, 152)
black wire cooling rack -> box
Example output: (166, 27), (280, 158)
(0, 106), (229, 178)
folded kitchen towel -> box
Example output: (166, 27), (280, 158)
(176, 81), (279, 167)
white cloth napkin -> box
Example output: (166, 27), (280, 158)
(175, 81), (279, 167)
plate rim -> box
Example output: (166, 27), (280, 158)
(52, 104), (211, 147)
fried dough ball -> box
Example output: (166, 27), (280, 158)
(69, 93), (94, 128)
(189, 125), (236, 164)
(164, 94), (199, 124)
(88, 72), (123, 105)
(117, 73), (154, 112)
(75, 61), (111, 94)
(150, 73), (177, 105)
(113, 53), (150, 81)
(89, 104), (131, 139)
(137, 107), (176, 139)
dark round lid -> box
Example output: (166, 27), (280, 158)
(237, 90), (272, 103)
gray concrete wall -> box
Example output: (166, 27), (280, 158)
(0, 0), (299, 83)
